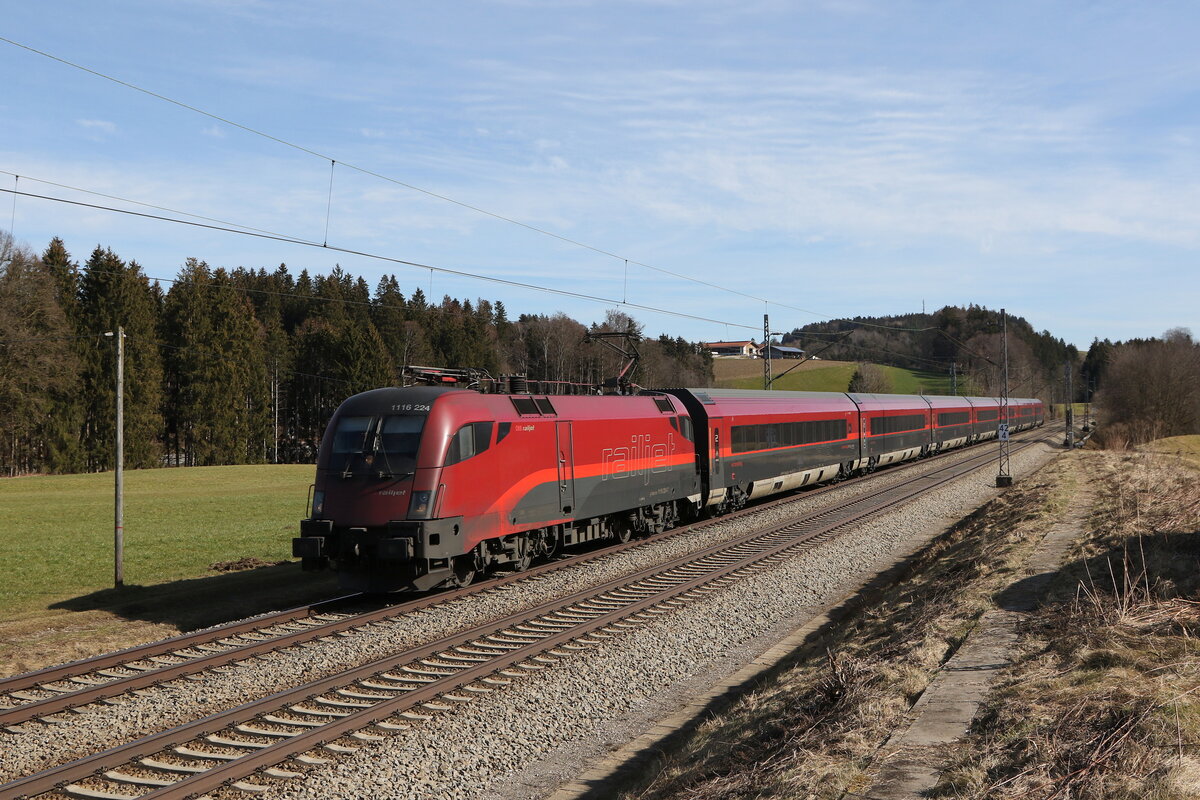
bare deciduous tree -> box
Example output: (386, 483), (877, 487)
(1096, 328), (1200, 446)
(848, 363), (892, 394)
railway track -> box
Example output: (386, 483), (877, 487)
(0, 426), (1052, 731)
(0, 431), (1053, 800)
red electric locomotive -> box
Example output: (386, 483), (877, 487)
(293, 386), (698, 592)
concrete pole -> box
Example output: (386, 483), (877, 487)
(106, 327), (125, 588)
(1065, 361), (1074, 448)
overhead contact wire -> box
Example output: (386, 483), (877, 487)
(0, 36), (782, 312)
(0, 169), (317, 243)
(0, 37), (980, 332)
(0, 188), (759, 332)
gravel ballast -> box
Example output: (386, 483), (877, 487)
(0, 438), (1057, 795)
(273, 442), (1061, 800)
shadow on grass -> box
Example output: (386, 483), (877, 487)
(993, 571), (1060, 613)
(50, 562), (341, 632)
(998, 529), (1200, 615)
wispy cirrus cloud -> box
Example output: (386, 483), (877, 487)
(76, 119), (117, 136)
(435, 61), (1200, 252)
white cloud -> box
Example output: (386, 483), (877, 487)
(443, 61), (1200, 251)
(76, 119), (117, 135)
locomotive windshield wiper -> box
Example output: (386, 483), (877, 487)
(339, 418), (378, 478)
(374, 428), (401, 479)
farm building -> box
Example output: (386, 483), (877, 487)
(704, 340), (760, 358)
(760, 344), (805, 359)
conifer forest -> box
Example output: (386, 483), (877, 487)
(0, 236), (714, 475)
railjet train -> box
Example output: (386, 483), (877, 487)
(294, 387), (1043, 592)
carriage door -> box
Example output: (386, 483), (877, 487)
(556, 421), (576, 515)
(711, 424), (723, 484)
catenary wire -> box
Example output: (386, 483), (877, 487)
(1, 177), (1002, 366)
(0, 172), (965, 347)
(0, 169), (321, 243)
(0, 35), (775, 308)
(0, 334), (107, 345)
(1, 35), (957, 328)
(0, 31), (1006, 339)
(0, 331), (353, 385)
(0, 187), (760, 332)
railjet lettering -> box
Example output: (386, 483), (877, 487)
(602, 433), (675, 485)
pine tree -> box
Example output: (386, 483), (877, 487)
(371, 274), (407, 376)
(0, 245), (80, 474)
(289, 318), (342, 454)
(163, 260), (270, 465)
(79, 247), (164, 470)
(338, 321), (393, 394)
(38, 238), (87, 471)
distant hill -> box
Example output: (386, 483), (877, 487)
(778, 305), (1075, 400)
(712, 358), (958, 395)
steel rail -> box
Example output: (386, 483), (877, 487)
(0, 434), (1048, 800)
(0, 595), (359, 695)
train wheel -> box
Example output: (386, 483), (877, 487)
(542, 528), (562, 559)
(448, 553), (477, 589)
(511, 534), (533, 572)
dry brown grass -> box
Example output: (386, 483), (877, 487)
(934, 452), (1200, 800)
(624, 460), (1071, 800)
(1140, 435), (1200, 470)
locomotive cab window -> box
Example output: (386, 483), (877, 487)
(445, 422), (494, 466)
(378, 415), (425, 473)
(331, 414), (425, 476)
(333, 416), (374, 454)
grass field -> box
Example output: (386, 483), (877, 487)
(712, 358), (958, 395)
(0, 465), (315, 617)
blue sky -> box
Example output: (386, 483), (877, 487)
(2, 1), (1198, 350)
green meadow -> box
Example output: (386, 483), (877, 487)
(718, 358), (961, 395)
(0, 465), (314, 616)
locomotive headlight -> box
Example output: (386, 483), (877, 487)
(312, 490), (325, 517)
(409, 490), (435, 519)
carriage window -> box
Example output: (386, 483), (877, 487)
(446, 425), (474, 465)
(870, 414), (926, 435)
(730, 418), (848, 453)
